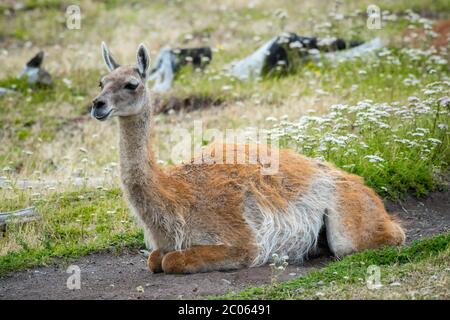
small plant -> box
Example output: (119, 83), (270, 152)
(269, 253), (289, 286)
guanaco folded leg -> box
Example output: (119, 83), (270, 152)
(161, 245), (253, 274)
(147, 249), (164, 273)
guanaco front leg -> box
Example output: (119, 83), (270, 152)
(161, 245), (252, 274)
(147, 249), (164, 273)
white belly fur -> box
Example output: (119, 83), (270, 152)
(243, 171), (336, 266)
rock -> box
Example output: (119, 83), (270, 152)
(139, 249), (150, 257)
(136, 285), (145, 293)
(18, 51), (52, 86)
(228, 33), (381, 79)
(148, 47), (212, 93)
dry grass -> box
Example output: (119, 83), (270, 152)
(0, 0), (365, 184)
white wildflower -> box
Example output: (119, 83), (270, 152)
(364, 155), (385, 163)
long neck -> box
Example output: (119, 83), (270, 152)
(119, 106), (151, 172)
(119, 101), (151, 172)
(118, 93), (189, 249)
(118, 93), (160, 211)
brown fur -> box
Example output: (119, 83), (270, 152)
(147, 249), (164, 273)
(161, 245), (250, 273)
(141, 144), (318, 273)
(333, 171), (405, 250)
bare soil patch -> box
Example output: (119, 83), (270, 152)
(386, 189), (450, 244)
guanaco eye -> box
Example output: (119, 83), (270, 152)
(124, 81), (139, 90)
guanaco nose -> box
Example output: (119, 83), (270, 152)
(91, 98), (111, 121)
(92, 98), (106, 109)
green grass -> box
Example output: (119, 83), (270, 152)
(0, 188), (143, 276)
(220, 233), (450, 300)
(271, 81), (449, 198)
(0, 232), (143, 277)
(172, 43), (448, 105)
(379, 0), (450, 16)
(0, 70), (100, 174)
(9, 0), (65, 11)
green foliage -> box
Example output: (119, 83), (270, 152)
(270, 79), (449, 198)
(0, 188), (143, 276)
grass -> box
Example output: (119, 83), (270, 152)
(0, 0), (449, 286)
(220, 233), (450, 300)
(270, 81), (449, 198)
(0, 187), (142, 276)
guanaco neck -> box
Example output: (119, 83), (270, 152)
(118, 92), (162, 212)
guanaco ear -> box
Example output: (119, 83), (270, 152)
(136, 43), (150, 79)
(101, 42), (120, 72)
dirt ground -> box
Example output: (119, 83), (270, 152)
(0, 190), (448, 300)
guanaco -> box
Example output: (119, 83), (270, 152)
(91, 43), (405, 274)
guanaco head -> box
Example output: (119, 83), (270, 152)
(91, 42), (150, 121)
